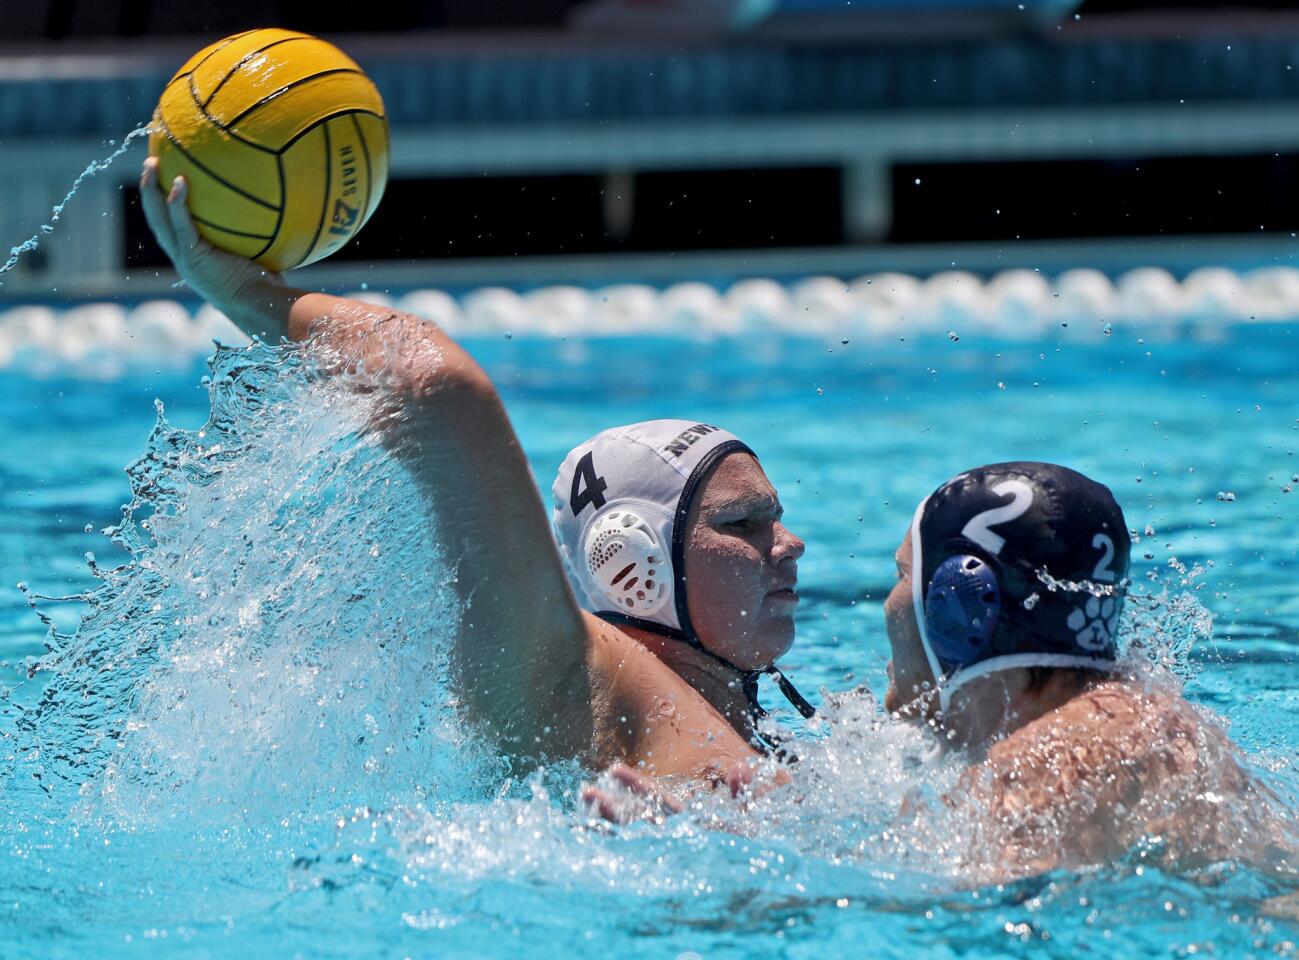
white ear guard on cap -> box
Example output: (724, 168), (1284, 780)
(582, 508), (673, 617)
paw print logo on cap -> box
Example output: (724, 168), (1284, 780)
(1067, 595), (1119, 651)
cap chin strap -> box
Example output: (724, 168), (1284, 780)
(680, 643), (817, 757)
(593, 610), (816, 754)
(766, 665), (818, 719)
(937, 652), (1121, 704)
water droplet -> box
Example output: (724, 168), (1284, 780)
(504, 332), (513, 340)
(948, 330), (959, 342)
(840, 337), (850, 345)
(1216, 491), (1237, 502)
(1103, 323), (1113, 336)
(997, 382), (1006, 390)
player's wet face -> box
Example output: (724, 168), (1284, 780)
(883, 531), (938, 718)
(682, 453), (804, 671)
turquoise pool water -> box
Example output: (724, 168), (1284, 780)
(3, 318), (1299, 958)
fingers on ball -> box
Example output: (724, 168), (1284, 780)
(139, 162), (178, 255)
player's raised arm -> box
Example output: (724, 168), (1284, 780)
(140, 158), (596, 760)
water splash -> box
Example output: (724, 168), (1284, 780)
(0, 122), (154, 281)
(8, 338), (502, 826)
(3, 334), (1299, 956)
(1035, 566), (1127, 598)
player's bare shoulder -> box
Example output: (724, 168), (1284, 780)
(580, 611), (756, 778)
(992, 679), (1215, 782)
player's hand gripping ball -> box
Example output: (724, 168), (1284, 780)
(148, 28), (389, 271)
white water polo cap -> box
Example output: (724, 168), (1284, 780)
(551, 420), (754, 638)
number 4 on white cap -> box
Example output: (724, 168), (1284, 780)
(569, 452), (608, 516)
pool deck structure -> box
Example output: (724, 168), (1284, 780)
(2, 18), (1299, 299)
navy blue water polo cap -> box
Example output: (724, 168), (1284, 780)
(908, 462), (1131, 708)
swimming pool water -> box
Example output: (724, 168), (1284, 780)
(3, 320), (1299, 958)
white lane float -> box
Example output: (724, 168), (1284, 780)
(786, 276), (854, 335)
(849, 273), (920, 338)
(590, 284), (659, 334)
(985, 269), (1052, 338)
(523, 285), (592, 336)
(397, 289), (464, 334)
(126, 300), (193, 353)
(1183, 267), (1246, 321)
(920, 270), (988, 333)
(1115, 267), (1184, 337)
(59, 303), (129, 361)
(725, 277), (791, 333)
(1242, 266), (1299, 323)
(462, 287), (528, 334)
(1181, 267), (1247, 341)
(1, 304), (59, 352)
(1, 267), (1296, 372)
(658, 282), (734, 337)
(1052, 268), (1115, 337)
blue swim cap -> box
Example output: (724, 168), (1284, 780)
(909, 462), (1131, 708)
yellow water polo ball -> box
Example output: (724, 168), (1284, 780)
(148, 28), (389, 271)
